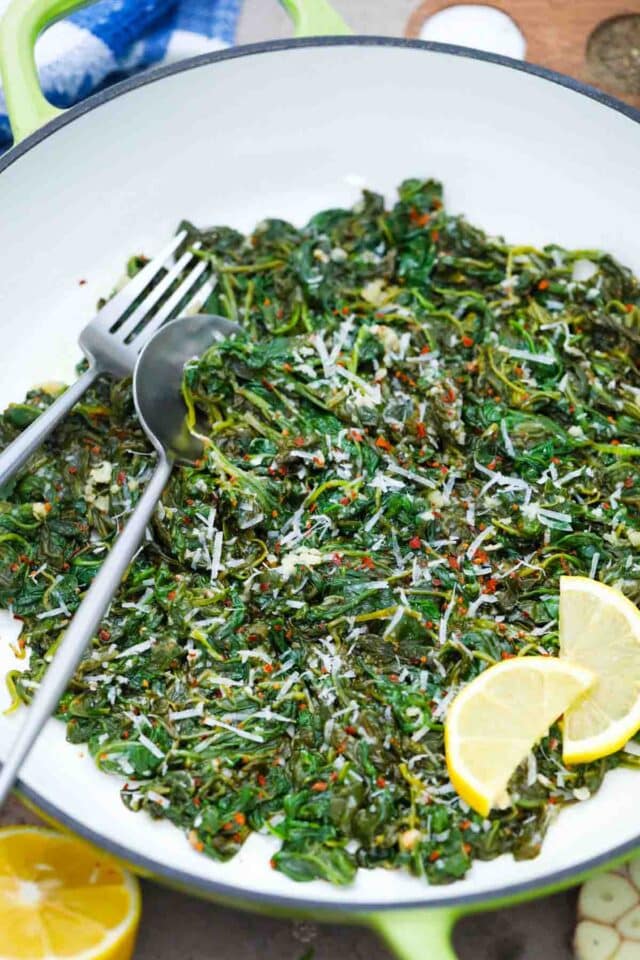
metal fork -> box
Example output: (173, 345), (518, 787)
(0, 231), (213, 488)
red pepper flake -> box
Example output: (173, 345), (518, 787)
(537, 278), (550, 290)
(98, 629), (111, 642)
(626, 303), (635, 312)
(420, 345), (431, 355)
(443, 387), (456, 404)
(501, 651), (516, 660)
(548, 796), (559, 805)
(461, 335), (474, 348)
(234, 812), (246, 825)
(462, 843), (472, 855)
(339, 496), (350, 506)
(376, 776), (387, 788)
(459, 819), (472, 831)
(409, 536), (422, 550)
(259, 582), (269, 592)
(167, 590), (176, 601)
(332, 552), (343, 566)
(68, 465), (78, 475)
(349, 429), (364, 443)
(416, 422), (427, 439)
(257, 773), (267, 787)
(389, 673), (400, 683)
(344, 725), (357, 736)
(483, 579), (498, 594)
(263, 663), (274, 674)
(610, 439), (620, 446)
(375, 436), (393, 452)
(117, 470), (127, 486)
(430, 229), (440, 243)
(409, 207), (430, 227)
(311, 781), (328, 792)
(428, 850), (441, 862)
(448, 555), (460, 570)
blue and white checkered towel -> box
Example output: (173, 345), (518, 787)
(0, 0), (243, 149)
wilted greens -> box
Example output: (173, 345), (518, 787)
(1, 179), (640, 886)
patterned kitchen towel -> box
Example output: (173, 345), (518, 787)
(0, 0), (243, 149)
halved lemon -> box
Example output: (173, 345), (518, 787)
(560, 576), (640, 764)
(0, 826), (140, 960)
(445, 656), (594, 816)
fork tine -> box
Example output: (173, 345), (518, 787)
(113, 243), (202, 341)
(183, 277), (215, 315)
(91, 230), (187, 331)
(129, 260), (210, 347)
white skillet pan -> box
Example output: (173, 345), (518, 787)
(1, 1), (640, 956)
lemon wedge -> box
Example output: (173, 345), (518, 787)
(0, 826), (140, 960)
(561, 576), (640, 764)
(445, 656), (594, 816)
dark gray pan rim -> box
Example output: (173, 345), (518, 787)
(2, 34), (640, 913)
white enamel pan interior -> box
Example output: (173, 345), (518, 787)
(1, 37), (640, 923)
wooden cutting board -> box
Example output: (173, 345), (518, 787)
(405, 0), (640, 109)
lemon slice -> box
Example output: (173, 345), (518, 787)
(445, 656), (594, 816)
(560, 575), (640, 764)
(0, 826), (140, 960)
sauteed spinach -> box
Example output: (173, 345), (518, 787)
(2, 179), (640, 885)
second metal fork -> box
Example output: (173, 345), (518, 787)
(0, 231), (212, 488)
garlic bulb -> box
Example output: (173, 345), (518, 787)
(575, 862), (640, 959)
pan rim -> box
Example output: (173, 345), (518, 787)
(3, 33), (640, 912)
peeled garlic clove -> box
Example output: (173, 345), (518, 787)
(575, 919), (620, 960)
(618, 907), (640, 942)
(580, 875), (638, 924)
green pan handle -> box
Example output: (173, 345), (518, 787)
(0, 0), (350, 145)
(280, 0), (351, 37)
(368, 908), (462, 960)
(0, 0), (92, 143)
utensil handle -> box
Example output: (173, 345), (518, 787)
(280, 0), (351, 36)
(369, 908), (461, 959)
(0, 365), (99, 491)
(0, 454), (173, 807)
(0, 0), (92, 143)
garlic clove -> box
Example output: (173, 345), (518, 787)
(617, 907), (640, 942)
(575, 919), (620, 960)
(580, 875), (638, 924)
